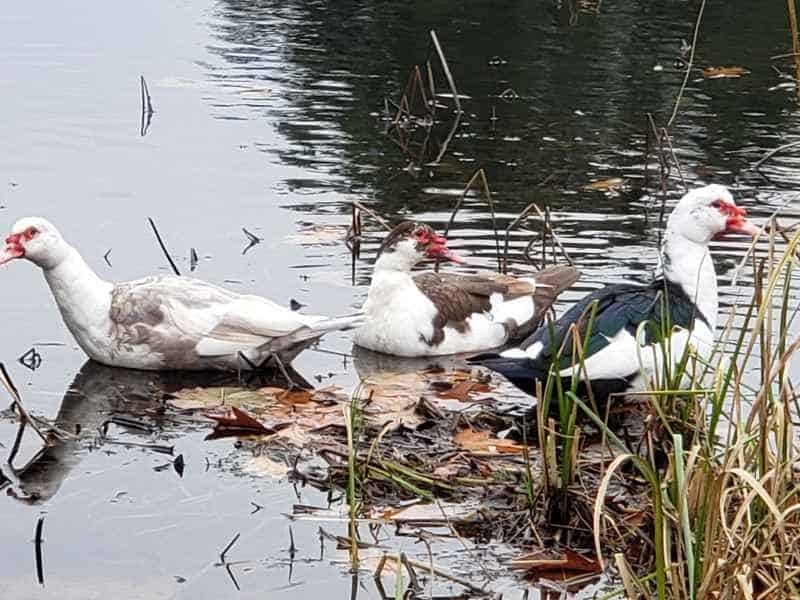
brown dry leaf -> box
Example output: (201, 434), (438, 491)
(438, 380), (490, 401)
(583, 177), (625, 191)
(703, 66), (750, 79)
(204, 406), (273, 435)
(512, 549), (601, 579)
(277, 389), (315, 405)
(454, 428), (524, 454)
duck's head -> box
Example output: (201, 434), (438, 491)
(668, 184), (759, 244)
(0, 217), (70, 269)
(376, 221), (463, 269)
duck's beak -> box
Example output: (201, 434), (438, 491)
(426, 234), (465, 263)
(0, 234), (24, 266)
(723, 204), (759, 236)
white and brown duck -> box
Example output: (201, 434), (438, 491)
(0, 217), (363, 371)
(353, 221), (580, 357)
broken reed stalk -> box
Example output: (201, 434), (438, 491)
(531, 204), (574, 266)
(754, 139), (800, 171)
(502, 203), (539, 273)
(34, 516), (44, 585)
(789, 0), (800, 98)
(375, 553), (487, 595)
(147, 217), (180, 276)
(441, 169), (501, 271)
(667, 0), (706, 128)
(219, 532), (240, 563)
(429, 30), (461, 114)
(344, 399), (360, 571)
(140, 76), (153, 115)
(0, 363), (49, 444)
(352, 200), (391, 231)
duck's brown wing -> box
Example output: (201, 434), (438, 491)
(412, 265), (580, 346)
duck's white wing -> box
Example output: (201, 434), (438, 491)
(109, 276), (326, 360)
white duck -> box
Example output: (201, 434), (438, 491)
(353, 221), (579, 357)
(0, 217), (363, 371)
(471, 184), (759, 400)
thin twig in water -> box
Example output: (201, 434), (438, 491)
(219, 532), (241, 563)
(242, 227), (262, 255)
(103, 249), (112, 267)
(531, 204), (574, 265)
(442, 169), (501, 271)
(352, 200), (391, 231)
(34, 516), (44, 585)
(190, 248), (198, 272)
(754, 140), (800, 171)
(502, 203), (539, 273)
(140, 76), (154, 115)
(0, 363), (49, 444)
(140, 76), (154, 136)
(667, 0), (706, 128)
(429, 31), (461, 114)
(661, 127), (687, 190)
(147, 218), (180, 276)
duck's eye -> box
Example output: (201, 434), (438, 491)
(711, 199), (723, 209)
(24, 227), (39, 240)
(413, 227), (428, 241)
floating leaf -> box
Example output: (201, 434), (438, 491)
(702, 66), (750, 79)
(204, 406), (273, 436)
(511, 549), (601, 579)
(437, 380), (490, 401)
(453, 428), (524, 454)
(583, 177), (625, 191)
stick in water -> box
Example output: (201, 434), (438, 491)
(147, 217), (181, 276)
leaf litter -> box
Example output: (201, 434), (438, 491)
(166, 366), (656, 595)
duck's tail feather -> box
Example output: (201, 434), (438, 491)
(491, 265), (579, 343)
(264, 313), (365, 357)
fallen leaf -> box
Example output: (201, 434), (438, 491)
(703, 66), (750, 79)
(204, 406), (273, 435)
(512, 549), (601, 579)
(277, 389), (315, 405)
(437, 380), (490, 401)
(454, 428), (524, 454)
(583, 177), (625, 191)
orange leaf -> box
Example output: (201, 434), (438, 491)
(438, 381), (490, 401)
(204, 406), (272, 435)
(453, 428), (523, 454)
(702, 66), (750, 79)
(512, 549), (601, 579)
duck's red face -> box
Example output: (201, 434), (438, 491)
(714, 200), (756, 234)
(0, 226), (38, 265)
(412, 225), (464, 263)
(712, 199), (759, 238)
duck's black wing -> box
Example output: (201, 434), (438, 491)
(469, 279), (706, 398)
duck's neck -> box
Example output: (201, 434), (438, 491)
(43, 247), (113, 339)
(373, 251), (416, 276)
(661, 230), (718, 330)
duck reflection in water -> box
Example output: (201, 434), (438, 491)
(0, 360), (281, 504)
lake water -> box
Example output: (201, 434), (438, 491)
(1, 1), (799, 598)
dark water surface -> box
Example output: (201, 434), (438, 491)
(1, 1), (799, 598)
